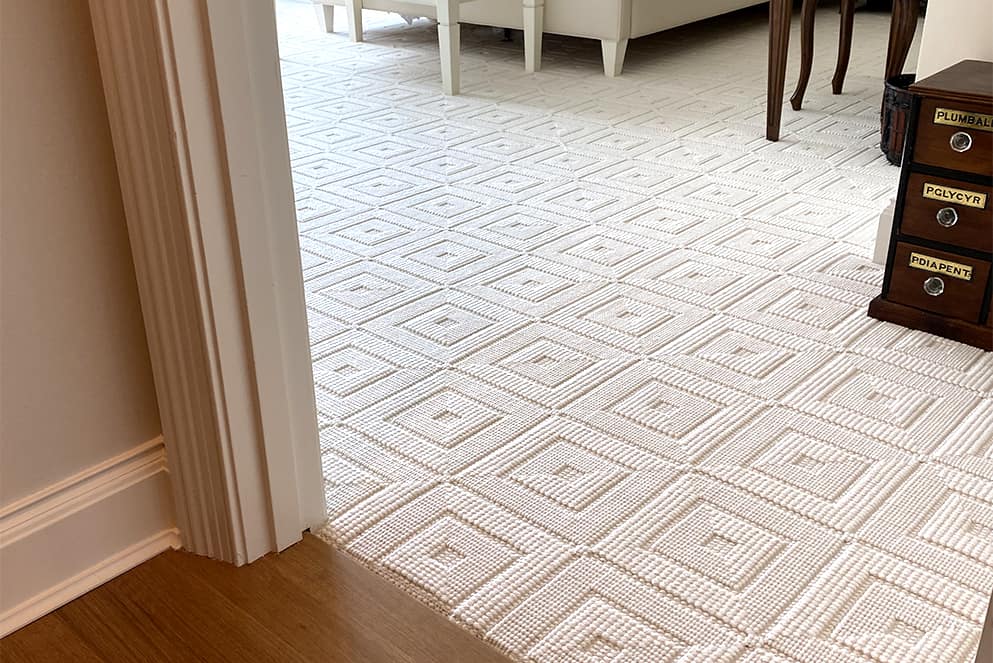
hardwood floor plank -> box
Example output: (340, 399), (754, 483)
(56, 563), (215, 663)
(180, 535), (510, 663)
(1, 534), (512, 663)
(157, 548), (346, 663)
(122, 553), (310, 663)
(0, 614), (104, 663)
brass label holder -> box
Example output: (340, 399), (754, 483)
(933, 108), (993, 132)
(922, 182), (988, 209)
(908, 252), (975, 281)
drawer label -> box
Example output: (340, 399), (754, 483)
(908, 252), (974, 281)
(922, 182), (988, 209)
(933, 108), (993, 132)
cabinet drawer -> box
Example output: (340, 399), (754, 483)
(914, 99), (993, 176)
(887, 242), (990, 322)
(900, 173), (992, 252)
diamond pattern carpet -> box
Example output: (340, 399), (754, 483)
(276, 2), (993, 660)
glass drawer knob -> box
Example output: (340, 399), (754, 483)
(923, 276), (945, 297)
(936, 207), (959, 227)
(950, 131), (973, 152)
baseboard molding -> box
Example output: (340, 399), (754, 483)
(0, 437), (178, 637)
(0, 529), (180, 637)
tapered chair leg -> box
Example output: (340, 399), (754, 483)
(601, 38), (628, 77)
(437, 0), (461, 95)
(766, 0), (793, 141)
(314, 2), (335, 33)
(523, 0), (544, 73)
(832, 0), (855, 94)
(345, 0), (363, 42)
(789, 0), (818, 110)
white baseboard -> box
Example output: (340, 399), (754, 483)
(0, 437), (178, 637)
(0, 529), (181, 638)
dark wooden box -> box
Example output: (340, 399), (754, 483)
(869, 60), (993, 351)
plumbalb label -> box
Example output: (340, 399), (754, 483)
(933, 108), (993, 132)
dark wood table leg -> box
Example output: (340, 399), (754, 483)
(790, 0), (818, 110)
(767, 0), (793, 141)
(832, 0), (855, 94)
(885, 0), (920, 80)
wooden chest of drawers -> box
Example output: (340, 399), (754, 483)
(869, 60), (993, 351)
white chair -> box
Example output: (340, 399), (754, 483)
(312, 0), (544, 94)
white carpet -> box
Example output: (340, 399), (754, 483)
(276, 2), (993, 660)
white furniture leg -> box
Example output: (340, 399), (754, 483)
(345, 0), (363, 42)
(601, 38), (628, 77)
(436, 0), (461, 95)
(313, 2), (335, 33)
(523, 0), (544, 73)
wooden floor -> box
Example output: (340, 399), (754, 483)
(1, 534), (512, 663)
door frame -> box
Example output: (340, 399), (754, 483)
(89, 0), (323, 564)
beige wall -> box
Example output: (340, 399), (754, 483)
(916, 0), (993, 78)
(1, 0), (162, 505)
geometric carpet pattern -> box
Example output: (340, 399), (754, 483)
(275, 2), (993, 660)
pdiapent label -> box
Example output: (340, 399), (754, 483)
(908, 252), (974, 281)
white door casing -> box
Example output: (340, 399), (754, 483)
(88, 0), (324, 565)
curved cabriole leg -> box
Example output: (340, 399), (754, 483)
(766, 0), (793, 141)
(832, 0), (855, 94)
(601, 38), (628, 77)
(437, 0), (461, 95)
(885, 0), (920, 80)
(524, 0), (544, 73)
(790, 0), (818, 111)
